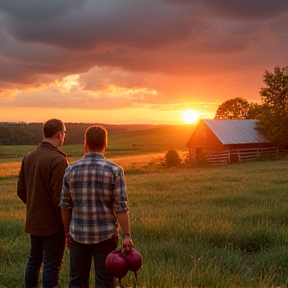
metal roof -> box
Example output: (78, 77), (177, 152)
(202, 119), (269, 144)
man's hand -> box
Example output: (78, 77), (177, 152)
(123, 234), (133, 252)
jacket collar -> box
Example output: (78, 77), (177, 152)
(39, 141), (67, 157)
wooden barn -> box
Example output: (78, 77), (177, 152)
(186, 119), (277, 164)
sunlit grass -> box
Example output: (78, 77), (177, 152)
(1, 155), (288, 287)
(0, 144), (188, 177)
(0, 162), (21, 178)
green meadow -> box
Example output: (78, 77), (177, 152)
(1, 125), (288, 287)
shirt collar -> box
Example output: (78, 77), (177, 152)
(84, 152), (105, 159)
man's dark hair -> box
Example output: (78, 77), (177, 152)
(85, 125), (107, 150)
(43, 119), (65, 138)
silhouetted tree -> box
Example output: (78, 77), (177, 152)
(214, 97), (250, 119)
(246, 103), (263, 119)
(256, 66), (288, 148)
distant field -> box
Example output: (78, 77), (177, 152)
(0, 124), (194, 154)
(107, 124), (194, 151)
(0, 125), (193, 176)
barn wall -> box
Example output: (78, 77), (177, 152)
(226, 143), (275, 150)
(187, 121), (224, 152)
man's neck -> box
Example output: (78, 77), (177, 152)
(86, 148), (105, 155)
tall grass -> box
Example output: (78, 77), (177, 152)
(1, 157), (288, 287)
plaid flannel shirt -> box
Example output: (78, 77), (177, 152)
(60, 152), (129, 244)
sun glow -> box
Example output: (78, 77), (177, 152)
(181, 109), (200, 124)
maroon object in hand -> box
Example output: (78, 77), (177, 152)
(105, 249), (128, 279)
(125, 248), (143, 272)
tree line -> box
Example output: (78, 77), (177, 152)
(214, 65), (288, 149)
(0, 123), (159, 145)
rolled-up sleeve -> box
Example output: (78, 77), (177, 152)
(60, 167), (72, 209)
(112, 169), (129, 214)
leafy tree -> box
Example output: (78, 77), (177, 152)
(165, 149), (181, 167)
(256, 66), (288, 148)
(214, 97), (250, 119)
(246, 103), (263, 119)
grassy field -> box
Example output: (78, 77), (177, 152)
(1, 153), (288, 287)
(1, 126), (288, 287)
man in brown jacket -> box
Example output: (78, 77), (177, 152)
(17, 119), (68, 288)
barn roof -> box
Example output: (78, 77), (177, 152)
(202, 119), (269, 144)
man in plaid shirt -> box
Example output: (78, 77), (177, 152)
(60, 125), (133, 288)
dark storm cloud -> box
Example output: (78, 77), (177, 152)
(0, 0), (288, 109)
(0, 0), (85, 22)
(201, 0), (288, 20)
(0, 0), (191, 50)
(165, 0), (288, 20)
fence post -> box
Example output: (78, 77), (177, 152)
(237, 150), (241, 162)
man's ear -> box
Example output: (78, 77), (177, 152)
(83, 140), (89, 152)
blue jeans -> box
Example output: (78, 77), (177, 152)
(25, 232), (66, 288)
(69, 237), (118, 288)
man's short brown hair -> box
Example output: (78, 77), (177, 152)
(43, 119), (65, 138)
(85, 125), (107, 150)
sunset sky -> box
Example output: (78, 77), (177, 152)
(0, 0), (288, 124)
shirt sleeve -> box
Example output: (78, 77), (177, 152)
(60, 167), (72, 209)
(112, 168), (129, 214)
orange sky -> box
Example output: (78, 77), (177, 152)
(0, 1), (288, 124)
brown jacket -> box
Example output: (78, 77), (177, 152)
(17, 141), (68, 235)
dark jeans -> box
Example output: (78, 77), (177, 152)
(25, 231), (66, 288)
(69, 237), (118, 288)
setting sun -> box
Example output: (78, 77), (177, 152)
(181, 109), (200, 124)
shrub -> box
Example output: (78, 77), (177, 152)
(164, 149), (181, 167)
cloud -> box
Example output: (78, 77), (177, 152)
(0, 0), (288, 119)
(199, 0), (288, 20)
(0, 0), (192, 51)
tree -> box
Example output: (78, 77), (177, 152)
(246, 103), (263, 119)
(256, 66), (288, 148)
(214, 97), (250, 119)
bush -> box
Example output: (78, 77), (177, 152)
(164, 149), (181, 167)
